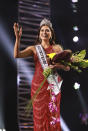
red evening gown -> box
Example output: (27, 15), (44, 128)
(31, 45), (62, 131)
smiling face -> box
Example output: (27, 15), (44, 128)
(39, 25), (52, 41)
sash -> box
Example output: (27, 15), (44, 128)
(35, 45), (63, 95)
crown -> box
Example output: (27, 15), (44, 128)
(40, 18), (52, 28)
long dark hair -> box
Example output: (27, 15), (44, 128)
(35, 24), (56, 45)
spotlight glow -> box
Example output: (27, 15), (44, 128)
(73, 10), (77, 13)
(17, 75), (20, 86)
(73, 26), (78, 31)
(60, 116), (70, 131)
(72, 0), (78, 3)
(3, 129), (6, 131)
(73, 36), (79, 42)
(0, 21), (16, 66)
(17, 59), (34, 85)
(74, 82), (80, 90)
(0, 129), (6, 131)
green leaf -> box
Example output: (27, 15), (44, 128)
(77, 50), (86, 59)
(72, 50), (86, 62)
(78, 61), (88, 68)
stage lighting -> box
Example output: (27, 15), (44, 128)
(73, 10), (77, 13)
(73, 26), (78, 31)
(73, 36), (79, 42)
(2, 129), (6, 131)
(73, 82), (80, 90)
(0, 129), (6, 131)
(17, 75), (20, 86)
(71, 0), (78, 3)
(60, 116), (70, 131)
(0, 21), (16, 66)
(79, 113), (88, 125)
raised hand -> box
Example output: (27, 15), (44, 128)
(13, 22), (22, 39)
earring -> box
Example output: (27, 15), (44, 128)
(49, 37), (52, 44)
(39, 37), (42, 43)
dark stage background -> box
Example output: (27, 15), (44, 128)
(0, 0), (88, 131)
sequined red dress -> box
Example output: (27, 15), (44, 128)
(31, 45), (62, 131)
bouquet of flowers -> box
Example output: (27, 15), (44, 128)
(47, 49), (88, 72)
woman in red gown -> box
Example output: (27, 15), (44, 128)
(13, 19), (70, 131)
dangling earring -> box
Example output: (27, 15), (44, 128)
(39, 37), (42, 43)
(49, 37), (52, 44)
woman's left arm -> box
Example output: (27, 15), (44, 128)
(51, 44), (70, 71)
(49, 63), (70, 71)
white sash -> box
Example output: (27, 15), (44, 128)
(35, 45), (63, 95)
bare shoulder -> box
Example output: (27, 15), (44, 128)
(53, 44), (63, 53)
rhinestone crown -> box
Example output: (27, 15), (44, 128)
(40, 18), (52, 28)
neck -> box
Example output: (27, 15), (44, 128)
(41, 40), (50, 49)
